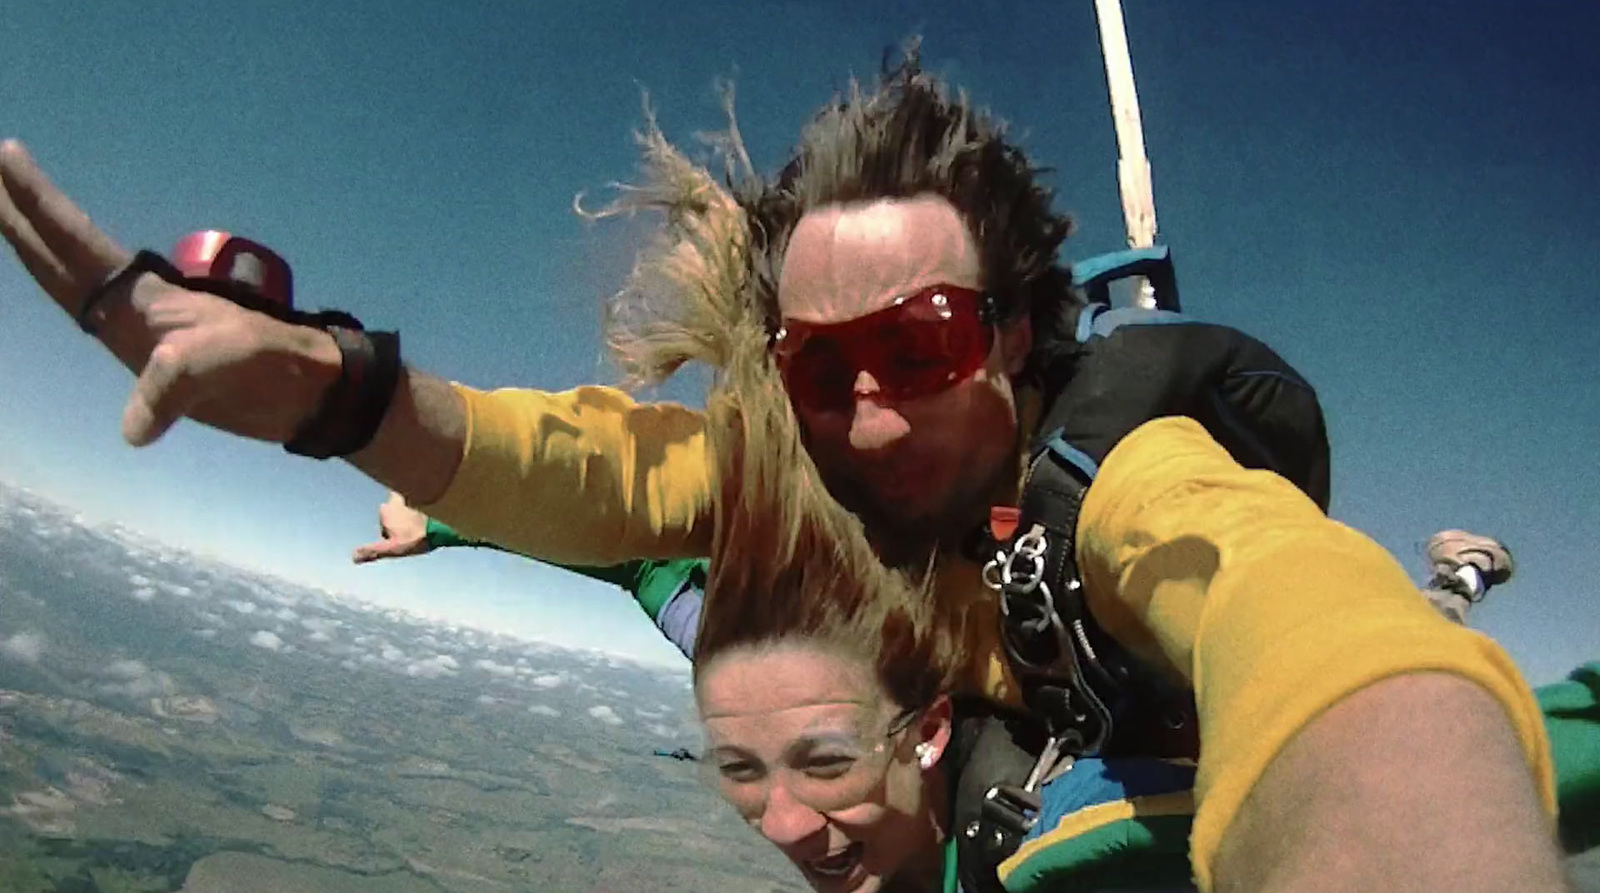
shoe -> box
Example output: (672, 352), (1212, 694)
(1426, 529), (1515, 600)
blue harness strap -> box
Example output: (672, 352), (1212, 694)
(1071, 246), (1182, 312)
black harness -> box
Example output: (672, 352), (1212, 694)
(952, 416), (1201, 889)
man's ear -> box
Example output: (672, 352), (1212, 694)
(917, 694), (954, 769)
(999, 314), (1033, 377)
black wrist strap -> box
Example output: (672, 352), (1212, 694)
(284, 328), (402, 460)
(78, 251), (184, 334)
(80, 246), (399, 461)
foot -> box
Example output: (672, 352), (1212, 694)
(1426, 529), (1515, 601)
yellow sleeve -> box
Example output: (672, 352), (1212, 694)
(1075, 416), (1555, 891)
(415, 383), (714, 565)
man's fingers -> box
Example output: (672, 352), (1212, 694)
(0, 140), (130, 298)
(0, 150), (77, 307)
(351, 543), (387, 564)
(121, 341), (197, 447)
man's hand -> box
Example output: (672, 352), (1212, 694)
(352, 492), (435, 564)
(0, 139), (467, 503)
(0, 140), (339, 447)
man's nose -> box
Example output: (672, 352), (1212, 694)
(847, 371), (911, 453)
(757, 780), (829, 847)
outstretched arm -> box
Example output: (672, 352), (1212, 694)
(349, 493), (705, 660)
(0, 140), (464, 502)
(1078, 418), (1565, 893)
(0, 140), (713, 565)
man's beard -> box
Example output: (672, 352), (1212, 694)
(824, 464), (1009, 570)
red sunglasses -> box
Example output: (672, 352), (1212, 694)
(773, 283), (998, 413)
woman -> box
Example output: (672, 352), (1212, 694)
(692, 492), (958, 893)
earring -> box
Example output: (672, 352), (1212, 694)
(915, 742), (935, 769)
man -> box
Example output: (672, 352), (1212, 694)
(0, 49), (1566, 892)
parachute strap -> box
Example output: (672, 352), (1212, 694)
(986, 434), (1200, 760)
(985, 444), (1118, 758)
(1071, 245), (1181, 312)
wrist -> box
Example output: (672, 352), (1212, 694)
(285, 323), (345, 435)
(284, 327), (403, 459)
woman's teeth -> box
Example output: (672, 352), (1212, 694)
(809, 842), (863, 878)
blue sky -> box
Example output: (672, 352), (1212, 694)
(1, 1), (1595, 680)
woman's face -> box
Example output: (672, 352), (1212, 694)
(696, 643), (950, 893)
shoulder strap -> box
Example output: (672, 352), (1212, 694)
(978, 427), (1199, 762)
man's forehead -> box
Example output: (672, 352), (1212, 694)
(778, 194), (980, 323)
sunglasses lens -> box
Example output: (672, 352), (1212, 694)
(877, 306), (990, 399)
(781, 337), (855, 411)
(778, 286), (992, 412)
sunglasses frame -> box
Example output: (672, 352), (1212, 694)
(771, 283), (1001, 411)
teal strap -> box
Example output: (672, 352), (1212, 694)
(943, 835), (959, 893)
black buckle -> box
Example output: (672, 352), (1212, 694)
(966, 732), (1072, 864)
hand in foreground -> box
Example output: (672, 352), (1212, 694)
(352, 492), (435, 564)
(0, 140), (338, 447)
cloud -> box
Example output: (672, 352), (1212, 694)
(528, 705), (560, 718)
(587, 705), (623, 726)
(225, 600), (259, 615)
(0, 631), (45, 664)
(380, 645), (406, 663)
(104, 659), (150, 679)
(129, 585), (156, 602)
(249, 631), (285, 652)
(405, 655), (459, 679)
(473, 659), (516, 678)
(530, 673), (564, 689)
(98, 660), (176, 699)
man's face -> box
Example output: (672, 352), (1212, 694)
(777, 195), (1030, 547)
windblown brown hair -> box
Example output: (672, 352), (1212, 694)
(590, 39), (1083, 391)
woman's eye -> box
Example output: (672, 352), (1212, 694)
(804, 755), (858, 778)
(718, 762), (761, 782)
